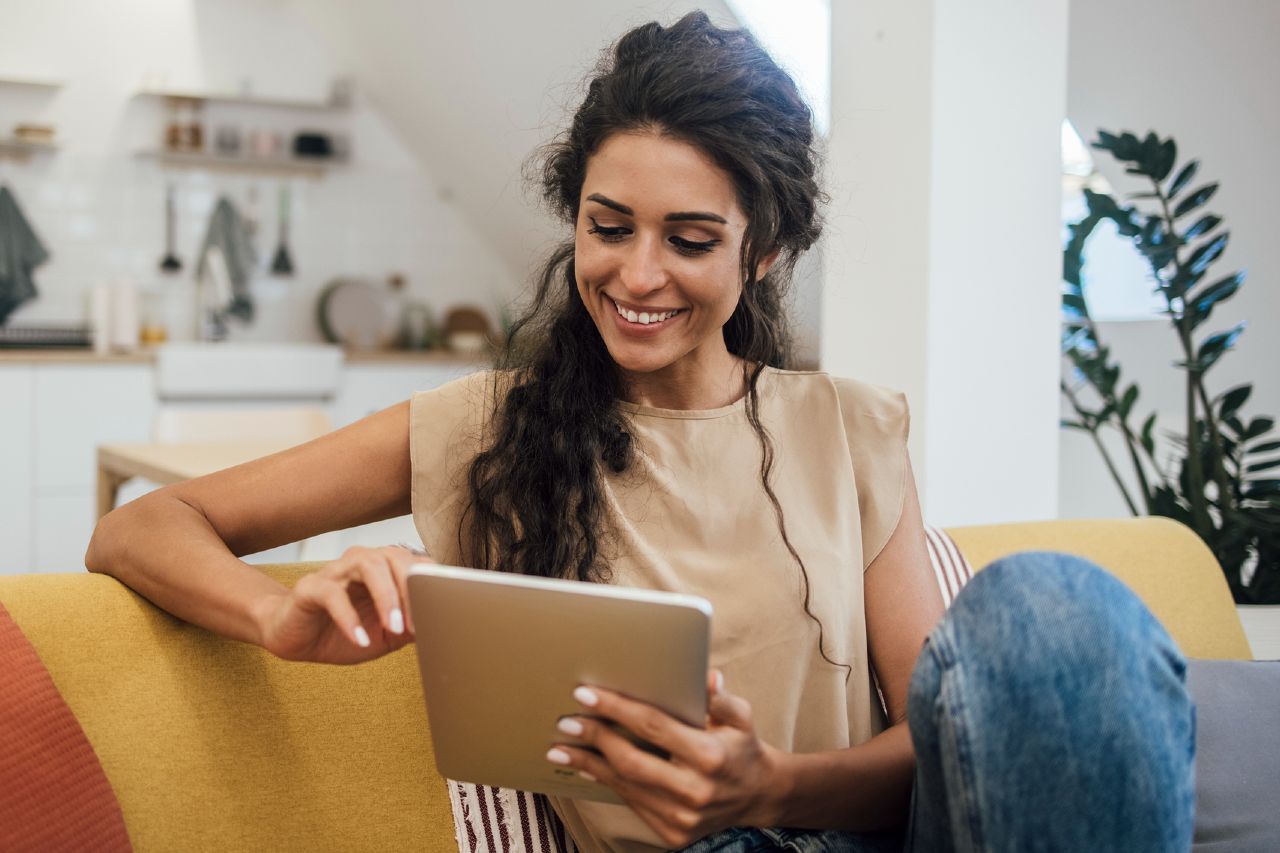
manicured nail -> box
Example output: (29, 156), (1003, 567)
(579, 771), (597, 782)
(713, 670), (724, 694)
(557, 717), (584, 736)
(573, 686), (599, 707)
(389, 608), (404, 635)
(546, 748), (571, 765)
(354, 626), (371, 648)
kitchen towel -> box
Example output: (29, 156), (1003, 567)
(195, 196), (256, 322)
(0, 185), (50, 325)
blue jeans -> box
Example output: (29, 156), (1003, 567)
(683, 552), (1196, 853)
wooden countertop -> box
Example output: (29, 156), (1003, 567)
(0, 346), (492, 367)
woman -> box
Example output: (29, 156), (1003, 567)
(87, 12), (1194, 852)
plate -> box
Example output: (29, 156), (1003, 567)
(316, 277), (401, 350)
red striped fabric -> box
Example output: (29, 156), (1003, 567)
(445, 525), (974, 852)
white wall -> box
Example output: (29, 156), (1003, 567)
(823, 0), (1068, 527)
(1060, 0), (1280, 518)
(0, 0), (517, 342)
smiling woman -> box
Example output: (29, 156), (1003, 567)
(86, 9), (1198, 853)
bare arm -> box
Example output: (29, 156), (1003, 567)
(85, 401), (413, 650)
(769, 455), (944, 829)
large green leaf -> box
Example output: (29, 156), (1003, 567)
(1195, 322), (1246, 371)
(1153, 138), (1177, 181)
(1189, 271), (1244, 331)
(1246, 417), (1276, 440)
(1173, 183), (1219, 219)
(1187, 232), (1230, 275)
(1141, 412), (1157, 455)
(1168, 160), (1199, 197)
(1217, 384), (1252, 420)
(1119, 384), (1140, 418)
(1182, 214), (1221, 240)
(1249, 440), (1280, 454)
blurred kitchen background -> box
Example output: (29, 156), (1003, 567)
(1, 1), (1277, 577)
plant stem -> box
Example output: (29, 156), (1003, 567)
(1061, 379), (1140, 515)
(1154, 177), (1217, 537)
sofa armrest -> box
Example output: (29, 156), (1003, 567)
(946, 517), (1252, 660)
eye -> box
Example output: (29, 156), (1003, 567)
(586, 217), (630, 242)
(669, 235), (720, 256)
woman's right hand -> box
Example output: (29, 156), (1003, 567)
(256, 545), (430, 664)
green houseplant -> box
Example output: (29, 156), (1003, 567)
(1061, 129), (1280, 604)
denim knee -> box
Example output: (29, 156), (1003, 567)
(904, 550), (1196, 851)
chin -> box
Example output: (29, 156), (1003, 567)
(602, 339), (675, 375)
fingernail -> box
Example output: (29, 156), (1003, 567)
(390, 608), (404, 635)
(573, 686), (599, 707)
(546, 748), (571, 765)
(354, 626), (371, 648)
(713, 670), (724, 693)
(579, 771), (597, 782)
(557, 717), (584, 736)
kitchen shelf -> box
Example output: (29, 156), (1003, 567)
(135, 87), (349, 112)
(0, 137), (58, 159)
(0, 75), (65, 89)
(135, 148), (347, 177)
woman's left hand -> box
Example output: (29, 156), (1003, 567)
(547, 671), (785, 849)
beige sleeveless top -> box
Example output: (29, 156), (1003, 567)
(409, 367), (910, 853)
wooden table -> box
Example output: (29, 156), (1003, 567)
(96, 439), (295, 519)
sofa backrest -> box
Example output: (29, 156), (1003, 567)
(948, 516), (1252, 659)
(0, 566), (456, 853)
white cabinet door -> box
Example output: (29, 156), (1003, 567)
(0, 366), (35, 573)
(34, 365), (156, 488)
(32, 365), (156, 572)
(34, 487), (96, 573)
(334, 363), (479, 427)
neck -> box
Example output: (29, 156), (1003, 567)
(621, 346), (749, 410)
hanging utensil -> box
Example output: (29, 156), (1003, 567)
(269, 182), (294, 276)
(159, 183), (182, 273)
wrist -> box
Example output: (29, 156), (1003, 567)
(751, 742), (796, 828)
(249, 591), (285, 652)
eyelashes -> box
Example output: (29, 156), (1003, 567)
(586, 217), (720, 256)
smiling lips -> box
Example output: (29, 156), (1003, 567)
(607, 295), (686, 327)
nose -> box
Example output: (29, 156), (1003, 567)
(618, 233), (667, 297)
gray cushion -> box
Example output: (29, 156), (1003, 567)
(1188, 659), (1280, 851)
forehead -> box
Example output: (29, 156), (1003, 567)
(582, 131), (743, 223)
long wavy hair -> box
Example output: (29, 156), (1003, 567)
(461, 12), (836, 665)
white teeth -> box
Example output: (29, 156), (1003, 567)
(612, 298), (680, 325)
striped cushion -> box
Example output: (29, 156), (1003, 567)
(446, 524), (973, 852)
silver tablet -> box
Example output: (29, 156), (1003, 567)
(407, 564), (712, 803)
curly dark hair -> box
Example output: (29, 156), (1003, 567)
(461, 11), (836, 664)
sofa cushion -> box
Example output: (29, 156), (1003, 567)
(1188, 659), (1280, 852)
(0, 601), (131, 852)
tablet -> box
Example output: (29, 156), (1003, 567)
(406, 564), (712, 804)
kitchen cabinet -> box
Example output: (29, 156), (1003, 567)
(0, 356), (483, 573)
(0, 367), (35, 572)
(334, 362), (475, 427)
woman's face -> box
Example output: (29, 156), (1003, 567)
(575, 130), (753, 378)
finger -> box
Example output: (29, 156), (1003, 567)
(552, 742), (704, 834)
(556, 716), (712, 808)
(574, 685), (711, 768)
(393, 544), (434, 634)
(297, 573), (370, 648)
(707, 687), (753, 731)
(343, 549), (406, 637)
(706, 668), (723, 697)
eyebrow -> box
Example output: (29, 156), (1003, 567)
(586, 193), (728, 225)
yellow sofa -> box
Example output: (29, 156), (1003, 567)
(0, 517), (1253, 852)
